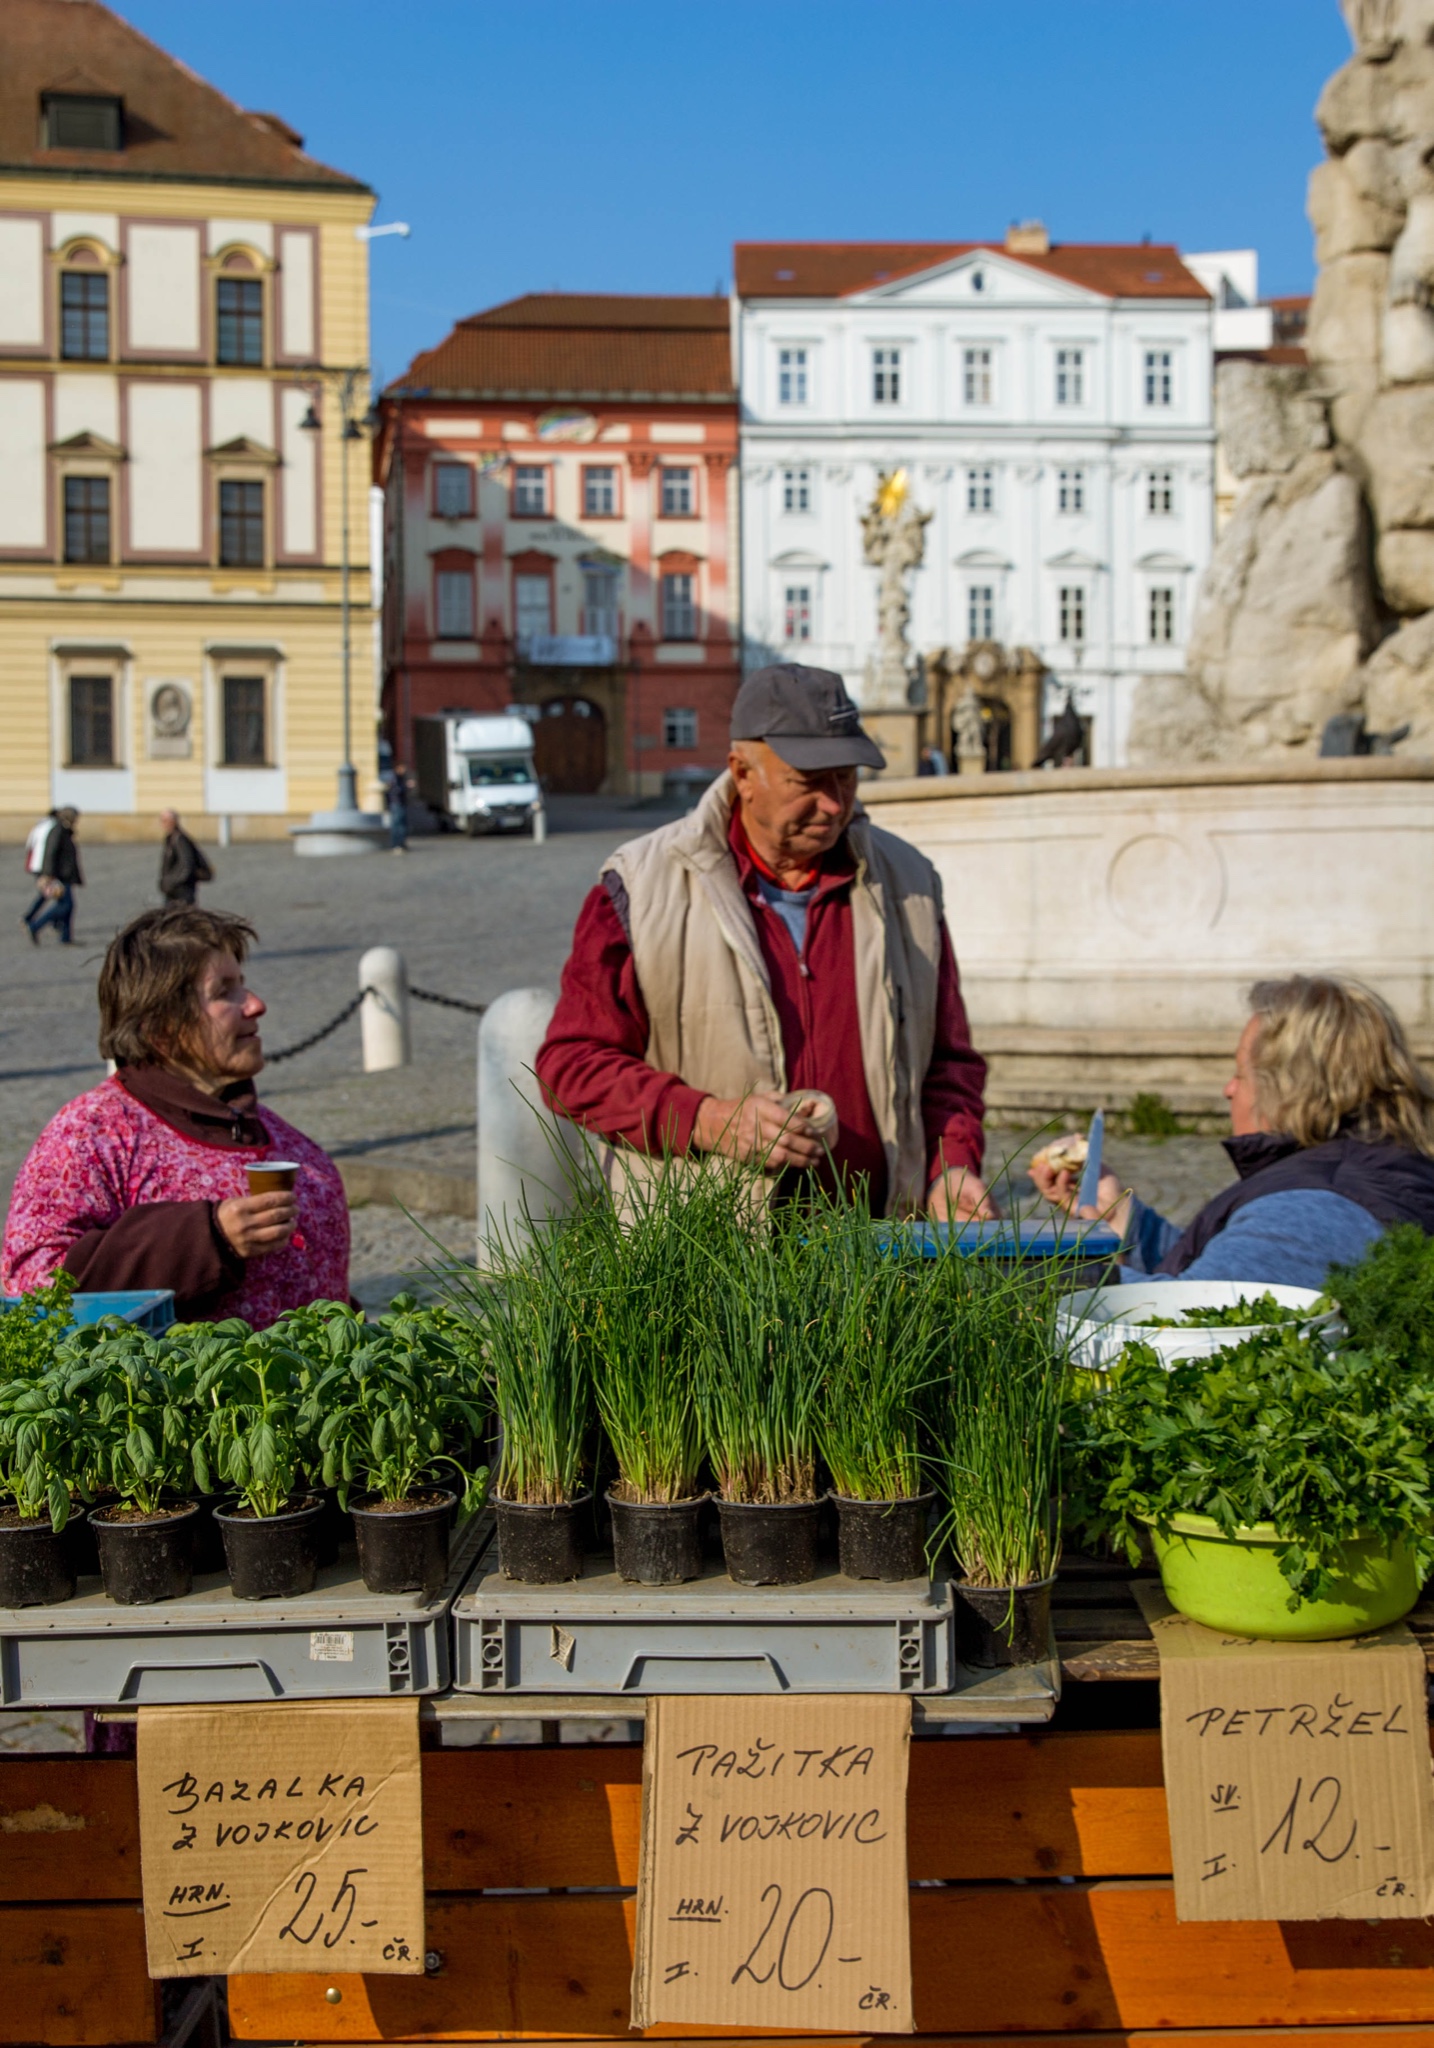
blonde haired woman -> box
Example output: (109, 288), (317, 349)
(1031, 976), (1434, 1290)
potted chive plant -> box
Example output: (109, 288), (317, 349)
(304, 1298), (488, 1599)
(815, 1206), (936, 1581)
(576, 1168), (725, 1586)
(928, 1262), (1065, 1666)
(0, 1364), (86, 1607)
(64, 1327), (204, 1604)
(468, 1232), (593, 1583)
(699, 1210), (824, 1586)
(201, 1326), (323, 1599)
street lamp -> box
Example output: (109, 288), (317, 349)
(292, 370), (386, 855)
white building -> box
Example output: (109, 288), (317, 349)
(734, 227), (1217, 767)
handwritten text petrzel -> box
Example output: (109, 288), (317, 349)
(1183, 1696), (1411, 1739)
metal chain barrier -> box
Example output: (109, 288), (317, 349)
(264, 982), (488, 1062)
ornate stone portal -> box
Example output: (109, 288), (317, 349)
(920, 643), (1049, 772)
(860, 468), (931, 772)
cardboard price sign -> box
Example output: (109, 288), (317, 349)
(1144, 1595), (1434, 1922)
(136, 1699), (424, 1977)
(631, 1693), (912, 2033)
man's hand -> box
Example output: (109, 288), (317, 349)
(691, 1093), (826, 1171)
(216, 1190), (298, 1259)
(926, 1167), (998, 1223)
(1026, 1156), (1132, 1238)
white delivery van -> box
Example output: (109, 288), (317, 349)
(413, 714), (542, 836)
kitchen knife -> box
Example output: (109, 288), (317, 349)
(1077, 1107), (1105, 1212)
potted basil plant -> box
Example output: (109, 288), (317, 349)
(200, 1327), (321, 1599)
(0, 1365), (86, 1607)
(64, 1328), (205, 1604)
(307, 1299), (489, 1598)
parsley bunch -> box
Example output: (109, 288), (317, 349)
(1064, 1328), (1434, 1606)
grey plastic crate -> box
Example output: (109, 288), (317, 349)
(452, 1555), (954, 1695)
(0, 1515), (492, 1708)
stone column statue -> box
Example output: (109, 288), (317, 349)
(861, 468), (932, 711)
(953, 686), (987, 776)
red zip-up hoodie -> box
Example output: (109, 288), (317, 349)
(536, 802), (986, 1212)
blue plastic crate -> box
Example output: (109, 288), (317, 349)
(1, 1288), (175, 1333)
(905, 1219), (1121, 1262)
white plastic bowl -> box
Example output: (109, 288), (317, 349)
(1057, 1279), (1342, 1373)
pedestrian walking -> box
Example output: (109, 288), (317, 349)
(24, 806), (82, 945)
(383, 762), (410, 854)
(21, 808), (57, 929)
(158, 809), (213, 906)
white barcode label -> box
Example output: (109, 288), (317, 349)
(309, 1629), (354, 1663)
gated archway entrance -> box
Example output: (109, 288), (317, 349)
(534, 695), (607, 794)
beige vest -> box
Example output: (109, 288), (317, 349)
(601, 773), (947, 1215)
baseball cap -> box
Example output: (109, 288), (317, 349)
(730, 663), (885, 772)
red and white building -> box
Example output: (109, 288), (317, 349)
(375, 294), (739, 795)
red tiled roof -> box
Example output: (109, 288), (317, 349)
(390, 294), (735, 400)
(734, 241), (1209, 301)
(0, 0), (369, 189)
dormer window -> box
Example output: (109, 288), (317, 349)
(971, 269), (986, 293)
(43, 94), (123, 151)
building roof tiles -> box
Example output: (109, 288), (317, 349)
(733, 240), (1210, 301)
(0, 0), (369, 190)
(391, 293), (736, 400)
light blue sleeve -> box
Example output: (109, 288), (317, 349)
(1118, 1189), (1382, 1292)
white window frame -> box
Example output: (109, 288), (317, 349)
(783, 583), (813, 643)
(663, 705), (699, 749)
(581, 565), (619, 638)
(967, 584), (995, 642)
(962, 345), (993, 407)
(582, 465), (617, 517)
(512, 465), (548, 516)
(661, 570), (697, 642)
(1054, 347), (1085, 408)
(1058, 584), (1086, 644)
(1146, 467), (1175, 516)
(966, 465), (995, 514)
(660, 466), (695, 517)
(435, 566), (475, 639)
(513, 572), (552, 646)
(777, 345), (809, 406)
(1057, 467), (1085, 515)
(433, 462), (472, 519)
(781, 465), (812, 514)
(1144, 348), (1174, 408)
(1148, 584), (1176, 644)
(872, 346), (902, 405)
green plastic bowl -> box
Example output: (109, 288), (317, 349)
(1146, 1512), (1420, 1641)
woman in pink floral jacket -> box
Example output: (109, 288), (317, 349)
(3, 907), (349, 1327)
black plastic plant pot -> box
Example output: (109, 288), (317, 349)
(0, 1507), (80, 1608)
(717, 1497), (821, 1586)
(214, 1496), (324, 1601)
(351, 1490), (455, 1599)
(494, 1492), (590, 1583)
(607, 1492), (708, 1586)
(190, 1494), (228, 1577)
(832, 1491), (934, 1582)
(955, 1574), (1057, 1668)
(92, 1500), (199, 1606)
(65, 1491), (115, 1580)
(316, 1486), (351, 1569)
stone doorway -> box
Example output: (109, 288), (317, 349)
(534, 695), (607, 794)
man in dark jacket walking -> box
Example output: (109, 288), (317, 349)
(25, 807), (82, 944)
(158, 811), (213, 906)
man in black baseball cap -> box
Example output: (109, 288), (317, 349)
(537, 661), (991, 1221)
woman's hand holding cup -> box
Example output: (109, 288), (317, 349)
(218, 1161), (302, 1258)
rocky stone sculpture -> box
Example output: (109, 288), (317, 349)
(1129, 0), (1434, 762)
(861, 467), (932, 711)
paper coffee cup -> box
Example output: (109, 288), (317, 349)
(246, 1160), (299, 1193)
(777, 1090), (838, 1139)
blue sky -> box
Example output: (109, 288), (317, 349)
(119, 0), (1352, 386)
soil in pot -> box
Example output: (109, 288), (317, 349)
(495, 1493), (590, 1583)
(1148, 1512), (1418, 1640)
(607, 1492), (708, 1585)
(956, 1576), (1056, 1668)
(92, 1500), (199, 1605)
(832, 1491), (934, 1581)
(717, 1497), (821, 1586)
(351, 1490), (454, 1599)
(0, 1505), (80, 1608)
(215, 1496), (324, 1601)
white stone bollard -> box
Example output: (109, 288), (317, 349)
(359, 946), (411, 1071)
(477, 987), (586, 1262)
(218, 814), (232, 848)
(531, 802), (548, 844)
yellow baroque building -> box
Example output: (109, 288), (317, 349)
(0, 0), (377, 842)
